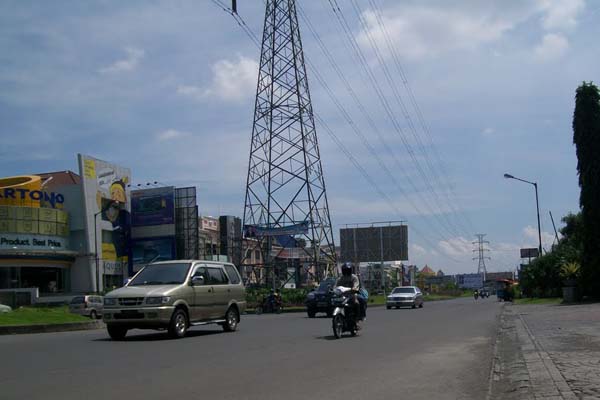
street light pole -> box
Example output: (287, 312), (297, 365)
(504, 173), (543, 257)
(94, 211), (102, 293)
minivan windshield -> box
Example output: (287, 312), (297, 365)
(392, 287), (416, 294)
(128, 263), (191, 286)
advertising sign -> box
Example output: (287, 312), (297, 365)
(131, 237), (176, 272)
(340, 225), (408, 262)
(243, 221), (309, 237)
(457, 273), (484, 289)
(0, 233), (68, 251)
(78, 154), (131, 277)
(0, 206), (69, 237)
(520, 248), (539, 259)
(131, 187), (175, 227)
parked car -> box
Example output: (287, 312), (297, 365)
(386, 286), (424, 309)
(102, 260), (246, 340)
(69, 295), (103, 319)
(305, 278), (336, 318)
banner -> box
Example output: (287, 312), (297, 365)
(243, 221), (309, 238)
(131, 187), (175, 227)
(79, 154), (131, 276)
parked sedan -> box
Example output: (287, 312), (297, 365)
(386, 286), (424, 309)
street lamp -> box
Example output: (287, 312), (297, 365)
(94, 210), (103, 293)
(504, 173), (543, 257)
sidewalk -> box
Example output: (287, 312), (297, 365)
(491, 301), (600, 400)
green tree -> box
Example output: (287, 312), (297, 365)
(573, 82), (600, 297)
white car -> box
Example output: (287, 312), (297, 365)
(386, 286), (424, 309)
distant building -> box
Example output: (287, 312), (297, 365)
(198, 216), (220, 259)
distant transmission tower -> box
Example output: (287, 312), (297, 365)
(473, 234), (490, 281)
(242, 0), (336, 287)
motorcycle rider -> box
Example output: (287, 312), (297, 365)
(335, 262), (367, 322)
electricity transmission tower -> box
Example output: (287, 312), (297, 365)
(242, 0), (336, 287)
(473, 234), (490, 281)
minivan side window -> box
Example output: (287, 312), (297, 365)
(192, 266), (208, 284)
(223, 265), (241, 284)
(207, 267), (228, 285)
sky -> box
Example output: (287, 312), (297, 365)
(1, 0), (599, 275)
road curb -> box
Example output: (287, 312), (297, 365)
(0, 320), (104, 335)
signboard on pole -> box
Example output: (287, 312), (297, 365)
(520, 248), (539, 258)
(339, 225), (408, 262)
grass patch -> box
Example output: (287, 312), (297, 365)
(0, 305), (90, 326)
(423, 294), (457, 301)
(514, 297), (562, 305)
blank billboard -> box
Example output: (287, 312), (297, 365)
(340, 225), (408, 262)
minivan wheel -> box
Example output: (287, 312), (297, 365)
(168, 309), (188, 339)
(107, 325), (127, 340)
(223, 307), (239, 332)
(307, 309), (316, 318)
(90, 310), (97, 319)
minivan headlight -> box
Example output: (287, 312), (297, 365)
(104, 298), (117, 306)
(307, 292), (316, 300)
(145, 296), (171, 305)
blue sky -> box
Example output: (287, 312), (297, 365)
(1, 0), (599, 274)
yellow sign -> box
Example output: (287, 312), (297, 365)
(0, 205), (69, 237)
(83, 159), (96, 179)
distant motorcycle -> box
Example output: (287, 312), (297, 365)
(255, 295), (282, 314)
(331, 287), (361, 338)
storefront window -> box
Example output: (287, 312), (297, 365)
(0, 268), (69, 292)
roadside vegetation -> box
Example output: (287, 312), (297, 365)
(0, 305), (89, 326)
(519, 82), (600, 301)
(513, 297), (562, 305)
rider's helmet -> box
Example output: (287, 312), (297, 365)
(341, 262), (352, 276)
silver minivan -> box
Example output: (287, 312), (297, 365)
(69, 295), (104, 319)
(102, 260), (246, 340)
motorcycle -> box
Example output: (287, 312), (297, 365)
(255, 295), (283, 314)
(331, 287), (361, 338)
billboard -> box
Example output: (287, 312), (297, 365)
(340, 225), (408, 262)
(79, 154), (131, 278)
(131, 187), (175, 227)
(457, 273), (484, 289)
(131, 237), (176, 272)
(520, 248), (539, 258)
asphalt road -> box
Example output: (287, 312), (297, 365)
(1, 297), (502, 400)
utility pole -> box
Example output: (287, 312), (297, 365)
(473, 234), (490, 284)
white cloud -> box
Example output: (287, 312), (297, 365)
(482, 127), (495, 136)
(178, 55), (258, 102)
(438, 236), (473, 258)
(411, 243), (428, 256)
(534, 33), (569, 61)
(357, 6), (515, 60)
(355, 1), (582, 62)
(537, 0), (585, 30)
(523, 225), (557, 249)
(156, 129), (189, 142)
(99, 47), (145, 74)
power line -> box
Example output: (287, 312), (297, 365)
(324, 0), (469, 239)
(210, 1), (468, 262)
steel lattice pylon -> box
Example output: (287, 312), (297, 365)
(242, 0), (336, 287)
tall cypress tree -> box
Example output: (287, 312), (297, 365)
(572, 82), (600, 297)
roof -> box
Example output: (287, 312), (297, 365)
(420, 265), (435, 275)
(36, 170), (81, 187)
